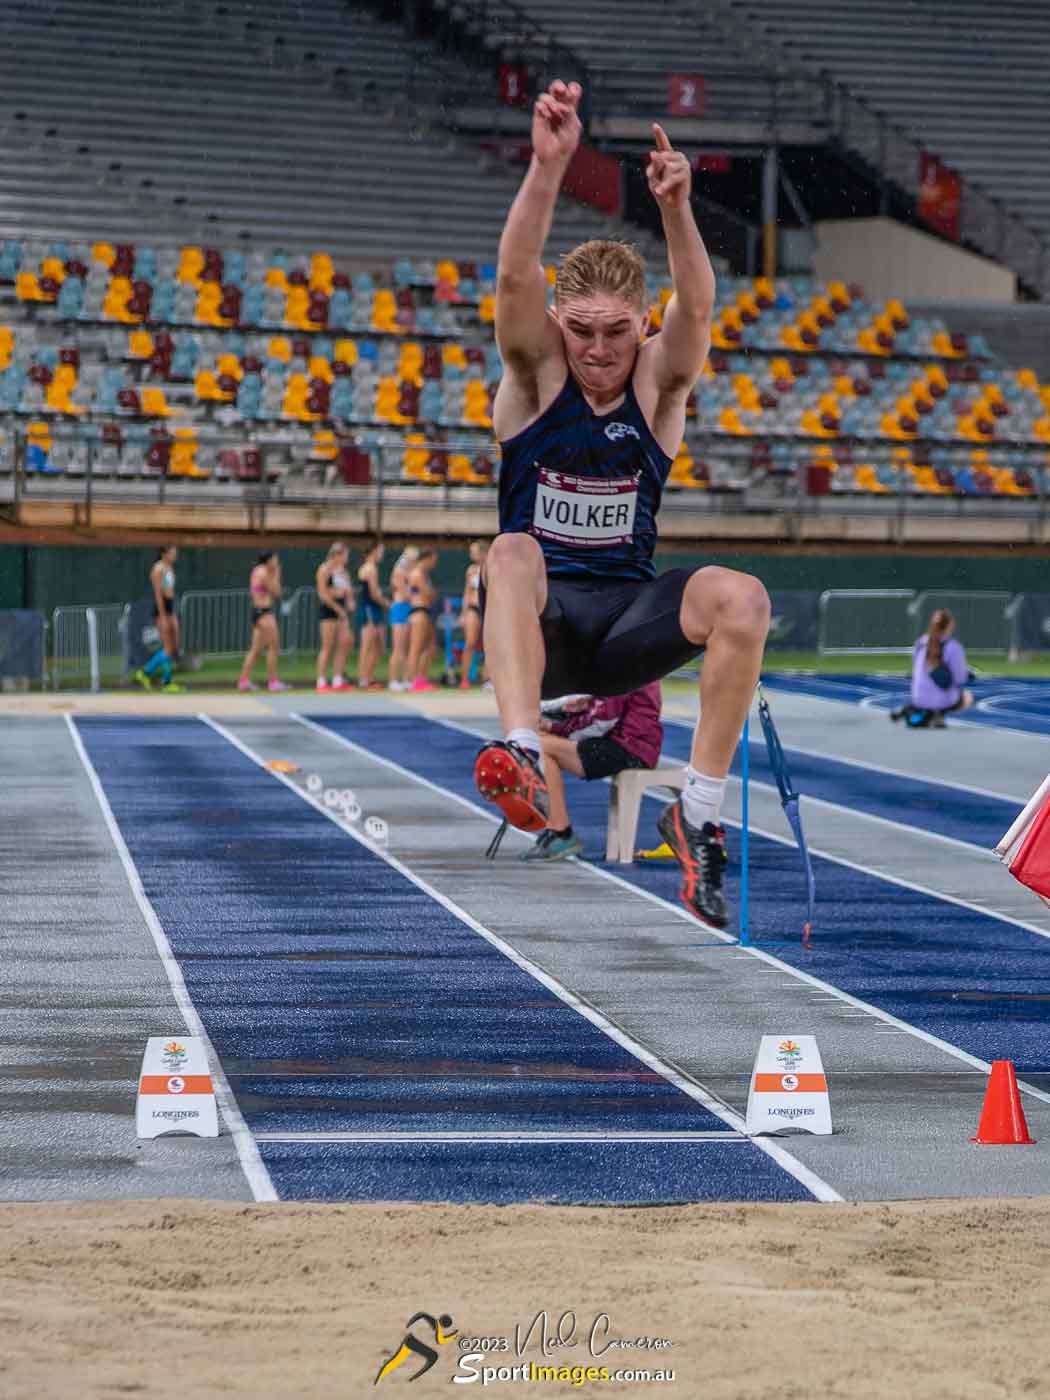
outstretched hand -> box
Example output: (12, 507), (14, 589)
(532, 80), (583, 168)
(647, 123), (691, 211)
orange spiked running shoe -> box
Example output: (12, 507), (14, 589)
(473, 741), (549, 833)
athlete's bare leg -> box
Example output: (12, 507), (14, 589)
(482, 533), (548, 734)
(679, 566), (770, 776)
(538, 734), (584, 829)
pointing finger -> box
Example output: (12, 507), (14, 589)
(652, 123), (673, 152)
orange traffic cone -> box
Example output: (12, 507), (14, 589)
(971, 1061), (1035, 1145)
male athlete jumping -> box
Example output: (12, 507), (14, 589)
(473, 80), (770, 927)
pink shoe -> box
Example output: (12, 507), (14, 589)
(316, 678), (329, 692)
(331, 676), (350, 691)
(267, 680), (290, 692)
(410, 678), (437, 692)
(237, 677), (255, 692)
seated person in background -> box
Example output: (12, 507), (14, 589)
(522, 681), (664, 860)
(891, 607), (974, 729)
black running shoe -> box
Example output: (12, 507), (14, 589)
(656, 798), (729, 928)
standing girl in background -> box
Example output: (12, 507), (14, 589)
(387, 545), (418, 692)
(356, 539), (388, 690)
(315, 541), (354, 692)
(892, 608), (974, 728)
(459, 540), (487, 689)
(238, 551), (288, 692)
(407, 547), (439, 693)
(134, 544), (183, 692)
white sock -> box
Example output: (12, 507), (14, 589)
(506, 727), (542, 760)
(682, 767), (726, 829)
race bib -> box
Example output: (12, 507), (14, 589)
(532, 468), (638, 548)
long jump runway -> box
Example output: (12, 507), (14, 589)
(5, 692), (1050, 1206)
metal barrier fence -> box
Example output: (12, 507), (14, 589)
(817, 590), (917, 655)
(818, 590), (1020, 657)
(51, 603), (128, 690)
(180, 587), (320, 660)
(908, 591), (1015, 656)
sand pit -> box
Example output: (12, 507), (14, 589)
(3, 1197), (1049, 1399)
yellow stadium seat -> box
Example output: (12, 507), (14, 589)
(464, 379), (492, 427)
(718, 406), (750, 435)
(285, 285), (311, 330)
(177, 246), (204, 286)
(129, 330), (154, 359)
(544, 265), (557, 287)
(169, 428), (209, 479)
(268, 337), (292, 364)
(309, 253), (334, 293)
(312, 430), (338, 461)
(435, 259), (460, 287)
(282, 372), (319, 421)
(265, 265), (289, 290)
(194, 369), (220, 401)
(103, 276), (135, 321)
(442, 342), (467, 370)
(27, 420), (51, 451)
(479, 293), (496, 324)
(1017, 368), (1040, 391)
(91, 242), (115, 268)
(40, 256), (65, 285)
(334, 338), (358, 367)
(16, 272), (42, 302)
(140, 387), (170, 417)
(217, 352), (242, 381)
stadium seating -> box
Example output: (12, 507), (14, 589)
(0, 0), (647, 261)
(728, 0), (1050, 240)
(0, 229), (1046, 502)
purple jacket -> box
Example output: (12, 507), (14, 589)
(551, 682), (663, 769)
(910, 635), (968, 710)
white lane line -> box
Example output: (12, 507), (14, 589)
(668, 719), (1025, 806)
(395, 712), (1050, 1112)
(64, 714), (277, 1204)
(213, 714), (843, 1206)
(255, 1131), (745, 1144)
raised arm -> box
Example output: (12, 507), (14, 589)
(495, 80), (582, 372)
(641, 124), (715, 393)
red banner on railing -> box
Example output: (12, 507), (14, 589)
(668, 74), (705, 116)
(562, 144), (623, 217)
(918, 153), (961, 241)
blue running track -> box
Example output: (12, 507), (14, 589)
(75, 716), (813, 1205)
(763, 672), (1050, 738)
(314, 715), (1050, 1077)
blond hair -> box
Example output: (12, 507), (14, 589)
(555, 239), (647, 311)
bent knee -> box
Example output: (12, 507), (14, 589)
(484, 532), (544, 579)
(684, 566), (770, 641)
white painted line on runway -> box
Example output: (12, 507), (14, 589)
(65, 714), (277, 1204)
(255, 1131), (746, 1144)
(217, 714), (844, 1205)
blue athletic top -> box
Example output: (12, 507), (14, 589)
(498, 371), (673, 581)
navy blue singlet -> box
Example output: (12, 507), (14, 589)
(497, 371), (673, 582)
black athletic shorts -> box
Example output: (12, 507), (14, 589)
(251, 606), (275, 627)
(319, 603), (346, 623)
(577, 736), (648, 782)
(152, 598), (174, 619)
(480, 567), (703, 699)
